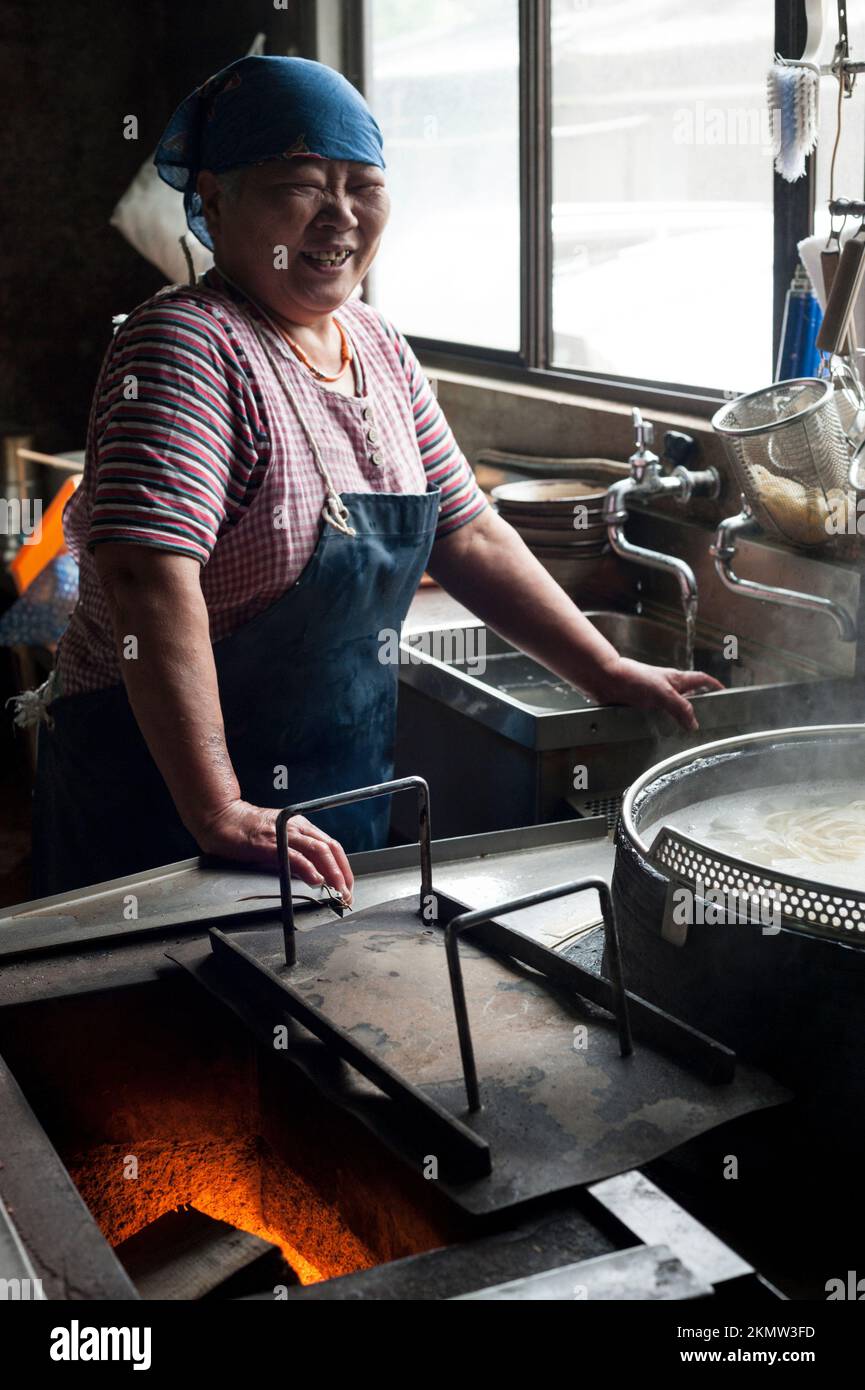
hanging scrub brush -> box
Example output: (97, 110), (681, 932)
(768, 0), (825, 182)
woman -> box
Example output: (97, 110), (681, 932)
(31, 56), (719, 899)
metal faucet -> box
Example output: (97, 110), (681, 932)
(603, 409), (721, 607)
(711, 501), (857, 642)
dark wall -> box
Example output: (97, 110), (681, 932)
(0, 0), (317, 454)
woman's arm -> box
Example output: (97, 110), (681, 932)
(428, 507), (721, 732)
(93, 543), (353, 899)
(383, 317), (716, 729)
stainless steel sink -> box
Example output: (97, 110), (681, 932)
(394, 606), (861, 838)
(399, 610), (828, 744)
(440, 610), (814, 716)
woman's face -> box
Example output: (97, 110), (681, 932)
(198, 158), (390, 326)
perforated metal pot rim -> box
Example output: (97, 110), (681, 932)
(711, 378), (833, 439)
(621, 723), (865, 859)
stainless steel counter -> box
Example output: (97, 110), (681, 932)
(0, 818), (614, 967)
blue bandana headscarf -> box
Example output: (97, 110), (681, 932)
(154, 56), (385, 250)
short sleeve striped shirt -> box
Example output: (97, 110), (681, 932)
(56, 269), (486, 696)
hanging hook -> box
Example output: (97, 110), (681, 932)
(834, 0), (856, 96)
(827, 198), (855, 247)
(827, 207), (846, 249)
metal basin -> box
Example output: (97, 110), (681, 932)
(437, 613), (691, 714)
(588, 611), (693, 668)
(611, 724), (865, 1106)
(394, 610), (860, 840)
(401, 612), (818, 727)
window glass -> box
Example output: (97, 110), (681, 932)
(368, 0), (521, 351)
(551, 0), (775, 393)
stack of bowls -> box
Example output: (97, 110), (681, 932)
(491, 477), (612, 594)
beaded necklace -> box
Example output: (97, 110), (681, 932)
(278, 318), (353, 382)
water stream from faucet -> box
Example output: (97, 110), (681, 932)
(683, 595), (697, 672)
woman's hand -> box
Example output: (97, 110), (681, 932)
(590, 657), (723, 733)
(194, 800), (354, 903)
(429, 514), (723, 737)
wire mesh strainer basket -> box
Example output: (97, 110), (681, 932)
(621, 724), (865, 948)
(711, 379), (850, 547)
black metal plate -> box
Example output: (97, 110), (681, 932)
(169, 894), (788, 1216)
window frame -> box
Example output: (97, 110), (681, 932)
(356, 0), (814, 419)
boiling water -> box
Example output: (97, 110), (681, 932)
(641, 779), (865, 891)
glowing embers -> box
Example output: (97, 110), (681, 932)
(67, 1134), (374, 1287)
(0, 977), (461, 1297)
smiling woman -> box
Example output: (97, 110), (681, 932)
(29, 54), (717, 900)
(196, 158), (391, 385)
(31, 56), (492, 894)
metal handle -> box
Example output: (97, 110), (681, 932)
(821, 247), (857, 356)
(663, 430), (697, 470)
(672, 465), (721, 505)
(445, 877), (633, 1112)
(816, 230), (865, 355)
(631, 407), (654, 453)
(276, 776), (432, 966)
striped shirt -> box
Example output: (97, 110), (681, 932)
(56, 268), (486, 696)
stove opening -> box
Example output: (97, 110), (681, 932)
(0, 974), (468, 1296)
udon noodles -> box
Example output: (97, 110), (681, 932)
(642, 780), (865, 890)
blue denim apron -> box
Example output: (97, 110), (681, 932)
(31, 485), (439, 896)
(34, 295), (442, 896)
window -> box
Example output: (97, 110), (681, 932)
(364, 0), (813, 407)
(368, 0), (521, 351)
(551, 0), (775, 395)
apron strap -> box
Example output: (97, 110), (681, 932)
(208, 271), (358, 539)
(246, 319), (356, 537)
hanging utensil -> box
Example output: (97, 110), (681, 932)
(816, 220), (865, 354)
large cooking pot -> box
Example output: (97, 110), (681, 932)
(612, 724), (865, 1107)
